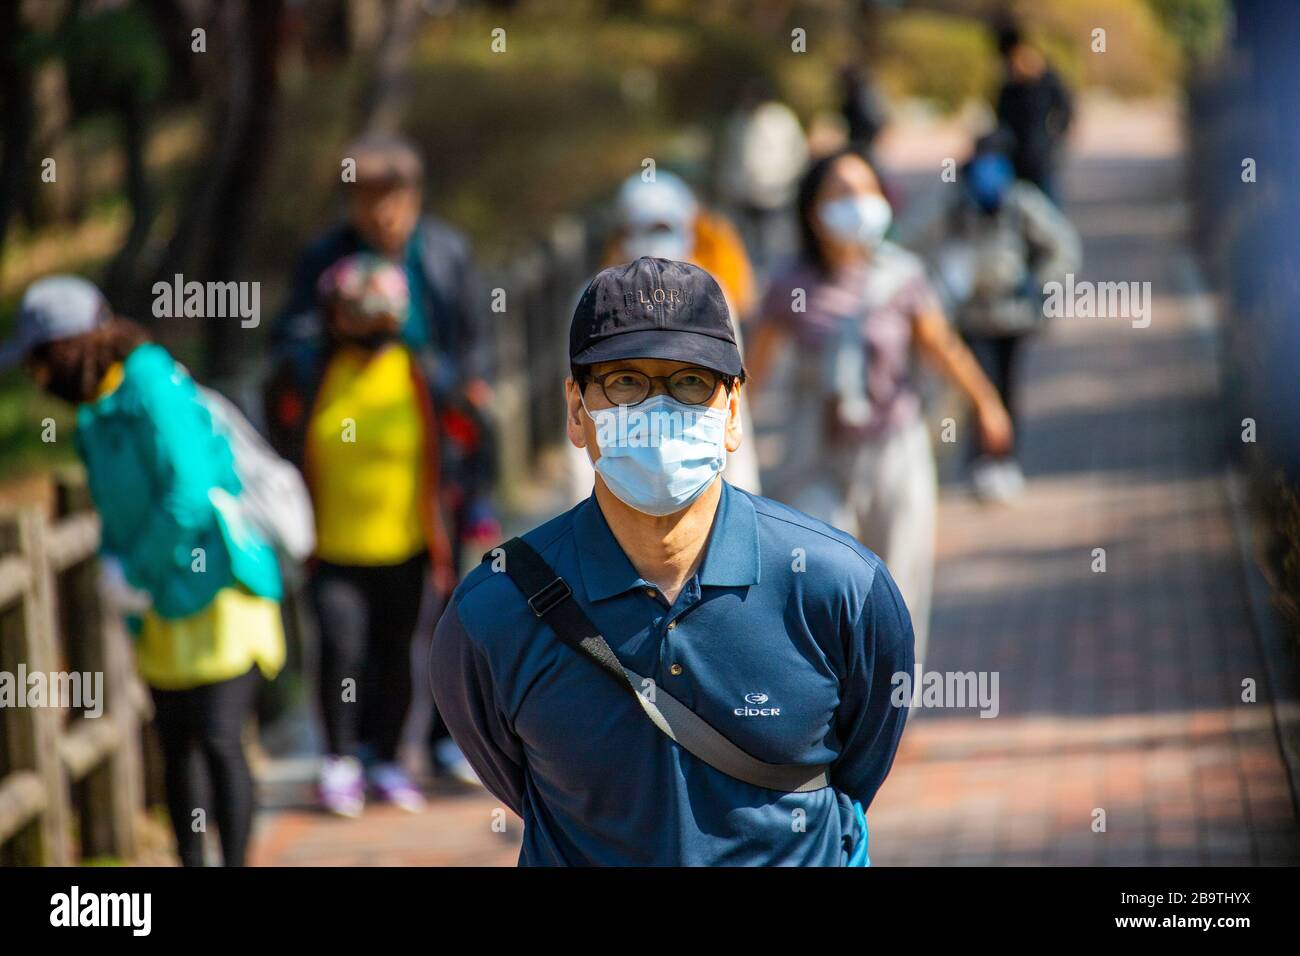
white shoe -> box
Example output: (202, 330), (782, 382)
(369, 762), (426, 814)
(972, 457), (1006, 503)
(318, 755), (365, 818)
(434, 739), (483, 788)
(996, 459), (1025, 500)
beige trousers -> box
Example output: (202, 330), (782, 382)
(790, 416), (936, 671)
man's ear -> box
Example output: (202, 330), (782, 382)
(565, 377), (588, 449)
(724, 383), (744, 453)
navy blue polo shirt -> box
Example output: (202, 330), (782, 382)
(430, 481), (914, 866)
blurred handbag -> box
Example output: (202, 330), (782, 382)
(199, 384), (316, 563)
(822, 311), (874, 443)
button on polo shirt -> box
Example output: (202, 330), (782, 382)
(431, 481), (915, 866)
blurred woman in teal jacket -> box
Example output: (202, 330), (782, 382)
(74, 339), (283, 618)
(5, 275), (284, 866)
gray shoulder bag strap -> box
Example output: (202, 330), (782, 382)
(497, 536), (831, 793)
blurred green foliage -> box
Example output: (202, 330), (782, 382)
(0, 376), (78, 477)
(875, 12), (999, 111)
(61, 5), (168, 112)
(989, 0), (1180, 97)
(1145, 0), (1229, 60)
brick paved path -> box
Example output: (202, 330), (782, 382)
(250, 777), (519, 866)
(250, 101), (1300, 866)
(867, 106), (1300, 866)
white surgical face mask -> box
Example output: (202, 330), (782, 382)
(583, 393), (728, 516)
(819, 194), (892, 250)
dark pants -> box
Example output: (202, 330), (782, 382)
(310, 554), (427, 763)
(150, 666), (261, 867)
(963, 331), (1029, 459)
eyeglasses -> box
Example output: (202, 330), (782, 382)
(584, 366), (726, 407)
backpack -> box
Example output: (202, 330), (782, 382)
(939, 188), (1058, 336)
(199, 384), (316, 563)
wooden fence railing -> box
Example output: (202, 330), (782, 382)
(0, 474), (149, 865)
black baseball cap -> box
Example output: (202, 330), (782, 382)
(569, 257), (742, 376)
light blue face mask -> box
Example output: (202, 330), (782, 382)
(584, 393), (728, 516)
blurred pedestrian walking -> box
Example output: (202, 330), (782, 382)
(606, 170), (757, 319)
(266, 134), (495, 783)
(714, 81), (808, 272)
(931, 130), (1081, 502)
(2, 276), (286, 866)
(840, 64), (888, 164)
(268, 133), (499, 572)
(747, 149), (1013, 670)
(287, 254), (456, 817)
(994, 22), (1074, 203)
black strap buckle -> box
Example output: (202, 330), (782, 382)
(527, 577), (572, 617)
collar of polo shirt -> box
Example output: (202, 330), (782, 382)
(574, 481), (762, 601)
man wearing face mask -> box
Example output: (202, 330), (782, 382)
(431, 257), (914, 866)
(560, 171), (761, 505)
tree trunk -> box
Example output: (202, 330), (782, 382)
(102, 93), (152, 309)
(359, 0), (424, 136)
(144, 0), (283, 381)
(0, 2), (35, 294)
(199, 0), (283, 381)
